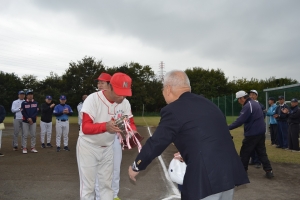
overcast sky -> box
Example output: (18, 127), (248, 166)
(0, 0), (299, 82)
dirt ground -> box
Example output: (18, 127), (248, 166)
(0, 123), (300, 200)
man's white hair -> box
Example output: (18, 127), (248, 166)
(163, 70), (191, 88)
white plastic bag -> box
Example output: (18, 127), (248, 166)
(168, 158), (187, 185)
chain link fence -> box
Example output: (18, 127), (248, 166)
(211, 83), (300, 116)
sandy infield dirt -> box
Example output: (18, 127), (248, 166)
(0, 123), (300, 200)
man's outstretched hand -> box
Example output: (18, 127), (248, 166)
(128, 166), (139, 182)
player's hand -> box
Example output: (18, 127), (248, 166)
(28, 118), (33, 125)
(174, 152), (184, 162)
(281, 108), (289, 114)
(273, 114), (278, 118)
(106, 120), (122, 134)
(50, 103), (55, 108)
(63, 109), (69, 114)
(128, 166), (139, 182)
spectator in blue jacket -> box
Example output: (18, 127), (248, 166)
(229, 90), (274, 178)
(274, 96), (289, 149)
(0, 104), (6, 156)
(266, 97), (278, 146)
(21, 90), (39, 154)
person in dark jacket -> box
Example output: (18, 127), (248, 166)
(229, 90), (274, 179)
(40, 95), (55, 148)
(128, 70), (249, 200)
(21, 90), (39, 154)
(248, 90), (265, 168)
(282, 98), (300, 152)
(274, 95), (289, 149)
(0, 104), (6, 156)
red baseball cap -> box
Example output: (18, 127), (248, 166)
(96, 73), (111, 81)
(110, 72), (132, 96)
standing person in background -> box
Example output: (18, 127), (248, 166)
(0, 104), (6, 156)
(248, 90), (265, 168)
(94, 72), (137, 200)
(229, 91), (274, 179)
(40, 95), (55, 148)
(53, 95), (73, 152)
(21, 90), (39, 154)
(282, 98), (300, 152)
(77, 94), (88, 129)
(274, 96), (289, 149)
(266, 97), (278, 146)
(11, 90), (25, 151)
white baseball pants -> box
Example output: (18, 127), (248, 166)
(77, 136), (113, 200)
(22, 122), (36, 148)
(56, 120), (69, 147)
(40, 121), (52, 144)
(95, 134), (122, 199)
(13, 119), (23, 147)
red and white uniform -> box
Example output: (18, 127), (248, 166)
(76, 91), (134, 200)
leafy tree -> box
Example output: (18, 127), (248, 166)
(0, 71), (24, 114)
(185, 67), (229, 98)
(60, 56), (106, 109)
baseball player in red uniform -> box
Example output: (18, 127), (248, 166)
(94, 72), (137, 200)
(77, 72), (136, 200)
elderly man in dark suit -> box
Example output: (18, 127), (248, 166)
(128, 70), (249, 200)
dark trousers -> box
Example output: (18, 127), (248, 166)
(288, 124), (299, 151)
(240, 134), (272, 171)
(270, 124), (278, 145)
(250, 151), (261, 165)
(277, 121), (288, 148)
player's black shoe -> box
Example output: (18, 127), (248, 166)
(64, 146), (70, 151)
(266, 170), (274, 179)
(57, 147), (60, 152)
(46, 143), (53, 148)
(41, 143), (46, 148)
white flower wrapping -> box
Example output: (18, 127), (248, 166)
(168, 158), (187, 185)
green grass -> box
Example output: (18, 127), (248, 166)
(4, 115), (299, 164)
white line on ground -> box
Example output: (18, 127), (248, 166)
(142, 117), (181, 199)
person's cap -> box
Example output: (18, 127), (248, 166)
(18, 90), (25, 95)
(26, 90), (33, 95)
(268, 97), (275, 102)
(110, 72), (132, 96)
(234, 90), (248, 101)
(96, 73), (111, 82)
(46, 95), (52, 100)
(60, 95), (67, 100)
(291, 98), (298, 102)
(249, 90), (258, 96)
(278, 95), (285, 100)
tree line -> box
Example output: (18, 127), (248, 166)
(0, 56), (298, 115)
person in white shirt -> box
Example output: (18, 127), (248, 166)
(11, 90), (25, 151)
(77, 72), (136, 200)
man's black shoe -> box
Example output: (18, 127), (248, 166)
(266, 171), (274, 179)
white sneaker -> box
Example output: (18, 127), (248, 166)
(23, 148), (28, 154)
(31, 148), (38, 153)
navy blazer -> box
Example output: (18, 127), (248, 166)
(135, 92), (249, 200)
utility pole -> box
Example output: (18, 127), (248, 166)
(158, 61), (165, 82)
